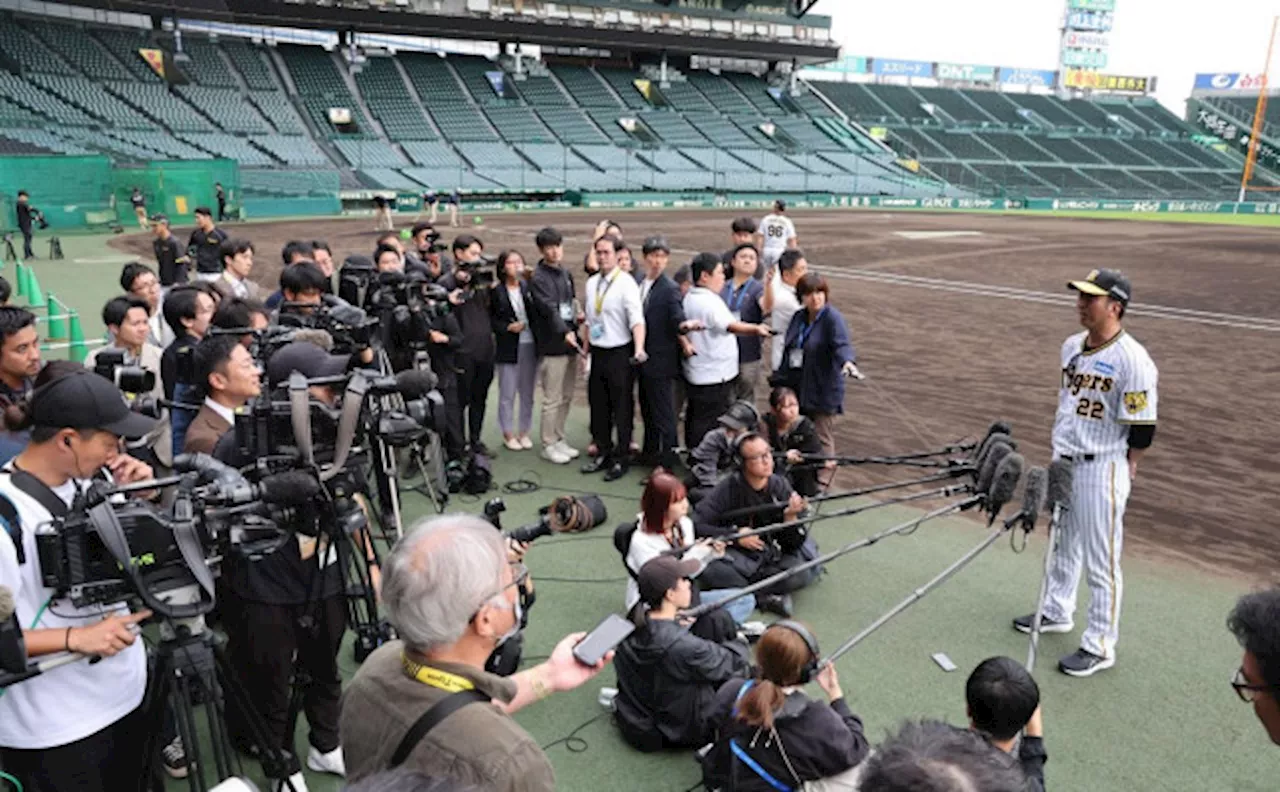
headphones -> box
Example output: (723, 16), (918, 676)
(731, 431), (762, 469)
(772, 619), (821, 684)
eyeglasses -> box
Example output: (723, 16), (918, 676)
(1231, 667), (1279, 703)
(742, 451), (772, 464)
(472, 562), (529, 620)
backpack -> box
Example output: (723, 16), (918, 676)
(460, 452), (492, 495)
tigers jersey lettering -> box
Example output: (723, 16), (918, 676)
(1052, 330), (1158, 458)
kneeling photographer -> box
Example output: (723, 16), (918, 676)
(0, 367), (159, 792)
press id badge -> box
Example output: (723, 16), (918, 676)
(559, 302), (574, 322)
(589, 319), (605, 341)
(788, 348), (804, 369)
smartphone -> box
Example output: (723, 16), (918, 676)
(932, 652), (958, 672)
(573, 614), (635, 666)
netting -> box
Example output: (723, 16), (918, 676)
(0, 154), (113, 231)
(111, 158), (240, 222)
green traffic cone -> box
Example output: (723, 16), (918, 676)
(46, 294), (67, 341)
(68, 311), (87, 363)
(15, 262), (28, 300)
(26, 267), (45, 309)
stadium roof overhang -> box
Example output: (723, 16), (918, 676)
(58, 0), (840, 63)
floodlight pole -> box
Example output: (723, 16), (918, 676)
(1239, 16), (1277, 203)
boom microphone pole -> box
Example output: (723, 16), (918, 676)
(1026, 459), (1074, 673)
(712, 468), (973, 524)
(821, 455), (1028, 666)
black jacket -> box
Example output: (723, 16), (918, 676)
(160, 331), (200, 400)
(15, 203), (32, 232)
(438, 273), (495, 363)
(1018, 736), (1047, 792)
(426, 312), (463, 386)
(702, 678), (870, 792)
(489, 280), (533, 365)
(528, 260), (578, 358)
(638, 274), (685, 379)
(188, 227), (228, 275)
(614, 617), (751, 752)
(694, 472), (810, 578)
(764, 414), (823, 497)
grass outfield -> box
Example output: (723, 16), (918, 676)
(13, 228), (1277, 791)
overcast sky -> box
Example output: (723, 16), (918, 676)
(820, 0), (1278, 115)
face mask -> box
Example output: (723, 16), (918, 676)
(495, 592), (523, 647)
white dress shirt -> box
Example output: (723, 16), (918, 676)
(682, 286), (739, 385)
(769, 272), (801, 371)
(204, 396), (237, 427)
(584, 268), (644, 350)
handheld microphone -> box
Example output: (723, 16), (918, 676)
(1003, 466), (1047, 532)
(0, 585), (26, 674)
(985, 452), (1024, 526)
(1047, 458), (1074, 514)
(975, 442), (1012, 495)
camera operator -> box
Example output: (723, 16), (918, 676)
(85, 296), (170, 470)
(213, 340), (361, 788)
(408, 223), (446, 281)
(160, 286), (215, 456)
(187, 207), (228, 283)
(374, 244), (403, 275)
(439, 235), (495, 456)
(341, 514), (610, 788)
(0, 306), (40, 464)
(14, 190), (36, 260)
(311, 240), (335, 291)
(529, 227), (582, 464)
(182, 335), (261, 455)
(150, 215), (189, 292)
(0, 368), (159, 792)
(272, 261), (327, 322)
(120, 262), (172, 349)
(693, 433), (819, 618)
(212, 297), (270, 344)
(264, 240), (317, 309)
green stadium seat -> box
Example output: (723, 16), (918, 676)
(359, 168), (421, 191)
(484, 105), (555, 143)
(177, 132), (277, 166)
(107, 82), (215, 133)
(863, 85), (933, 124)
(722, 73), (780, 115)
(248, 92), (308, 135)
(401, 141), (466, 169)
(509, 72), (570, 107)
(428, 105), (500, 142)
(534, 107), (611, 144)
(911, 87), (998, 126)
(400, 53), (471, 107)
(222, 40), (278, 91)
(0, 22), (73, 75)
(19, 74), (144, 128)
(170, 36), (238, 88)
(176, 86), (271, 135)
(1033, 136), (1108, 165)
(0, 128), (91, 155)
(241, 169), (341, 197)
(23, 20), (136, 82)
(92, 27), (165, 83)
(354, 58), (438, 141)
(278, 44), (374, 138)
(252, 135), (331, 167)
(1080, 137), (1159, 167)
(971, 132), (1058, 162)
(451, 56), (521, 105)
(639, 112), (709, 146)
(548, 65), (622, 109)
(516, 142), (592, 172)
(334, 138), (409, 168)
(595, 68), (650, 110)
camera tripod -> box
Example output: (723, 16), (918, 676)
(47, 236), (63, 260)
(2, 234), (15, 263)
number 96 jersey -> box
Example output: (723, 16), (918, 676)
(1052, 330), (1158, 458)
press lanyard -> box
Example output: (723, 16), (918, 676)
(402, 652), (476, 693)
(729, 280), (750, 313)
(797, 307), (826, 348)
(594, 269), (619, 314)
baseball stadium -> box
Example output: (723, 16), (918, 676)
(0, 0), (1277, 790)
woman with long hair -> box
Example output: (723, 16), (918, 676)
(703, 623), (869, 791)
(490, 250), (536, 450)
(623, 470), (755, 626)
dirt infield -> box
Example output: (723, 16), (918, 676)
(111, 209), (1280, 582)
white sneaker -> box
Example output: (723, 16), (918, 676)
(504, 436), (523, 451)
(555, 440), (581, 459)
(306, 745), (345, 777)
(519, 435), (533, 449)
(541, 445), (571, 464)
(274, 771), (310, 792)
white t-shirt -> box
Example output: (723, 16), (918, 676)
(759, 213), (796, 259)
(0, 469), (147, 749)
(506, 284), (534, 344)
(623, 515), (714, 612)
(769, 273), (802, 371)
(682, 286), (739, 385)
(1051, 330), (1158, 458)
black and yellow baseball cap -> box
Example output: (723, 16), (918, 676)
(1068, 269), (1131, 304)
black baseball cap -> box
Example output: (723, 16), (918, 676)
(31, 370), (158, 439)
(193, 207), (212, 217)
(719, 401), (760, 431)
(637, 555), (701, 607)
(1068, 269), (1131, 304)
(149, 213), (169, 225)
(642, 235), (670, 255)
(266, 341), (351, 387)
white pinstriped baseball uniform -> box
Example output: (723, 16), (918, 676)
(1042, 328), (1158, 659)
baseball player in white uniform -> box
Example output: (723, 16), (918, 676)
(756, 199), (797, 268)
(1014, 268), (1158, 677)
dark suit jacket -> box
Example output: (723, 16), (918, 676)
(490, 280), (534, 365)
(639, 274), (685, 379)
(184, 404), (232, 455)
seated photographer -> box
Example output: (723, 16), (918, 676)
(965, 657), (1047, 791)
(212, 297), (270, 345)
(693, 434), (819, 619)
(614, 555), (751, 753)
(621, 471), (755, 627)
(341, 514), (610, 789)
(0, 307), (41, 464)
(0, 368), (159, 792)
(439, 237), (495, 456)
(213, 238), (266, 302)
(701, 623), (869, 792)
(858, 721), (1029, 792)
(215, 340), (357, 790)
(182, 335), (261, 455)
(764, 386), (823, 498)
(86, 295), (170, 471)
(688, 401), (759, 503)
(160, 285), (216, 457)
(121, 262), (172, 349)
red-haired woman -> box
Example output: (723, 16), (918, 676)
(703, 623), (869, 791)
(623, 470), (756, 626)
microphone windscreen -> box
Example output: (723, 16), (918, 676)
(258, 470), (323, 506)
(976, 442), (1012, 495)
(1020, 466), (1048, 529)
(1047, 458), (1075, 512)
(988, 453), (1025, 512)
(0, 585), (14, 622)
(394, 368), (439, 398)
(291, 328), (335, 352)
(975, 432), (1012, 470)
(985, 420), (1013, 442)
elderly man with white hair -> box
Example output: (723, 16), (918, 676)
(341, 515), (611, 790)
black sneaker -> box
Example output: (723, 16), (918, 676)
(1012, 613), (1074, 635)
(758, 594), (793, 618)
(1059, 648), (1115, 677)
(580, 456), (609, 474)
(162, 736), (190, 779)
(603, 462), (629, 482)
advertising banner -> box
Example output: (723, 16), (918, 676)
(1064, 70), (1150, 92)
(1000, 67), (1058, 87)
(936, 63), (997, 82)
(1063, 50), (1109, 68)
(872, 58), (934, 78)
(1064, 31), (1110, 48)
(1194, 106), (1280, 172)
(1193, 72), (1267, 91)
(1066, 10), (1114, 31)
(1068, 0), (1116, 10)
(806, 55), (869, 75)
